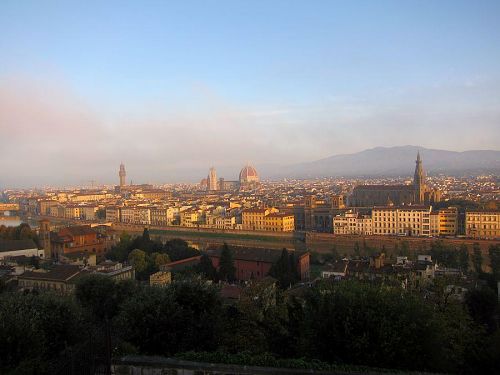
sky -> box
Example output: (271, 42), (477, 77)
(1, 0), (499, 187)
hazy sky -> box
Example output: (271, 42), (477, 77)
(1, 0), (499, 187)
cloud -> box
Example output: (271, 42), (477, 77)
(1, 73), (499, 187)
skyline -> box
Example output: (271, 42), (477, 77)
(1, 1), (500, 186)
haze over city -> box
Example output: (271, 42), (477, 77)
(1, 0), (500, 187)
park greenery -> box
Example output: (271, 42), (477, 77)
(1, 225), (500, 373)
(1, 268), (499, 374)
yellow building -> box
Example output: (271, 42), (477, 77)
(437, 207), (458, 236)
(242, 208), (294, 232)
(64, 205), (82, 219)
(242, 208), (278, 231)
(466, 211), (500, 239)
(149, 270), (172, 286)
(264, 212), (295, 232)
(105, 206), (121, 222)
(372, 206), (432, 237)
(180, 211), (199, 227)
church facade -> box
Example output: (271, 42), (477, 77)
(349, 153), (441, 207)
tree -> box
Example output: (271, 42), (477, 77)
(197, 254), (217, 280)
(0, 292), (85, 374)
(106, 231), (132, 262)
(354, 242), (361, 257)
(128, 249), (147, 274)
(269, 248), (299, 288)
(142, 227), (151, 242)
(301, 280), (469, 373)
(151, 252), (170, 269)
(465, 287), (499, 333)
(114, 277), (222, 355)
(75, 274), (137, 322)
(164, 239), (199, 261)
(488, 244), (500, 281)
(459, 244), (469, 273)
(473, 243), (483, 274)
(400, 240), (410, 257)
(218, 243), (236, 282)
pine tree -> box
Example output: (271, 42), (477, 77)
(142, 227), (151, 242)
(198, 254), (217, 281)
(218, 243), (236, 282)
(458, 244), (469, 273)
(269, 248), (299, 288)
(488, 244), (500, 280)
(472, 243), (483, 274)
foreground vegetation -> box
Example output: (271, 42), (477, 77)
(1, 272), (499, 374)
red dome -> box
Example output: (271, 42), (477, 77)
(239, 165), (259, 183)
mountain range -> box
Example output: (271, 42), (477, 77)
(266, 146), (500, 178)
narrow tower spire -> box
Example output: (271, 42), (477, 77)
(413, 152), (425, 204)
(119, 163), (126, 187)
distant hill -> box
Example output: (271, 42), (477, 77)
(274, 146), (500, 178)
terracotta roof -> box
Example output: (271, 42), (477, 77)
(354, 185), (414, 191)
(61, 225), (97, 236)
(206, 246), (308, 264)
(20, 265), (82, 282)
(0, 239), (38, 253)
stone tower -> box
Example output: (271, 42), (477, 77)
(39, 219), (51, 259)
(207, 167), (218, 191)
(119, 163), (126, 187)
(413, 152), (425, 204)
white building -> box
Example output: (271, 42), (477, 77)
(333, 210), (372, 235)
(0, 239), (44, 260)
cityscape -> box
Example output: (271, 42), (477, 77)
(1, 1), (500, 375)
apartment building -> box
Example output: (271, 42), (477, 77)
(466, 211), (500, 239)
(333, 211), (373, 235)
(372, 206), (432, 237)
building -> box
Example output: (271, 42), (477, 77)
(180, 210), (199, 227)
(39, 219), (51, 258)
(206, 246), (310, 281)
(0, 239), (43, 260)
(372, 206), (432, 237)
(18, 265), (83, 293)
(430, 207), (458, 237)
(91, 260), (135, 281)
(333, 211), (373, 235)
(207, 167), (218, 191)
(161, 256), (202, 273)
(239, 164), (260, 188)
(18, 261), (134, 293)
(106, 206), (121, 222)
(242, 207), (289, 231)
(465, 211), (500, 239)
(295, 195), (347, 233)
(150, 270), (172, 286)
(264, 212), (295, 232)
(120, 206), (151, 225)
(350, 153), (441, 207)
(119, 163), (126, 187)
(50, 225), (107, 259)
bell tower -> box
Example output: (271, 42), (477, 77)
(413, 152), (425, 204)
(119, 163), (126, 187)
(39, 219), (51, 259)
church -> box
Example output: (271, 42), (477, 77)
(349, 153), (441, 207)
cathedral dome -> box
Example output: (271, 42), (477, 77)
(239, 165), (259, 183)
